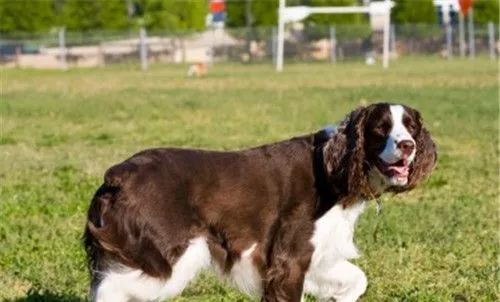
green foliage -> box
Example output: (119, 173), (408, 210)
(251, 1), (280, 27)
(143, 0), (207, 32)
(473, 0), (499, 25)
(61, 0), (130, 31)
(143, 0), (179, 30)
(226, 0), (280, 28)
(0, 0), (207, 34)
(304, 0), (367, 40)
(3, 0), (494, 35)
(0, 0), (55, 34)
(391, 0), (437, 24)
(61, 0), (101, 31)
(99, 0), (130, 30)
(225, 1), (246, 28)
(391, 0), (438, 40)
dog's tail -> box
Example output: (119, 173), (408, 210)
(83, 182), (116, 290)
(85, 163), (131, 261)
(83, 163), (169, 281)
(83, 167), (127, 280)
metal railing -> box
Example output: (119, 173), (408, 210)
(1, 22), (497, 70)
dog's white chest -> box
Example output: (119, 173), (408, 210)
(306, 201), (366, 278)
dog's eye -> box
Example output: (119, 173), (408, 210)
(373, 123), (388, 134)
(406, 122), (417, 134)
(403, 116), (418, 133)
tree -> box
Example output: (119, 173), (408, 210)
(61, 0), (130, 32)
(0, 0), (55, 34)
(391, 0), (437, 24)
(226, 0), (281, 28)
(225, 0), (246, 28)
(473, 0), (499, 25)
(143, 0), (207, 32)
(99, 0), (130, 30)
(250, 1), (280, 26)
(61, 0), (102, 31)
(391, 0), (439, 49)
(303, 0), (368, 41)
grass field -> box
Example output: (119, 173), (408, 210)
(0, 58), (498, 302)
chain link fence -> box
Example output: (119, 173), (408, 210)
(1, 23), (497, 69)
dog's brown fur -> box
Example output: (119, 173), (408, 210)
(84, 103), (437, 301)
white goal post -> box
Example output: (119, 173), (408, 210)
(276, 0), (394, 71)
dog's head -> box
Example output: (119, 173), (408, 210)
(324, 103), (437, 204)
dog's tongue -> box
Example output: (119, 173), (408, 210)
(387, 165), (409, 177)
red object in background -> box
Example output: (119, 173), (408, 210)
(458, 0), (473, 16)
(210, 0), (225, 14)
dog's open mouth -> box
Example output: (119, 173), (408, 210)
(376, 158), (410, 180)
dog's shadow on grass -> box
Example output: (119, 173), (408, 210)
(5, 290), (87, 302)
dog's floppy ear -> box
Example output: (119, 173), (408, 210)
(344, 107), (374, 204)
(322, 106), (363, 175)
(322, 131), (347, 176)
(323, 106), (375, 207)
(405, 128), (437, 191)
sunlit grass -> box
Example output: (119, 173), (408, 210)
(0, 58), (498, 301)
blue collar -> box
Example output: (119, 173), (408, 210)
(323, 125), (337, 137)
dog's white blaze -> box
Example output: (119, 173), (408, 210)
(229, 243), (262, 297)
(93, 237), (211, 302)
(304, 202), (368, 301)
(379, 105), (416, 165)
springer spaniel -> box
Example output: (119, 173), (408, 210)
(84, 103), (437, 302)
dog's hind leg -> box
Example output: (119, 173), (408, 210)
(92, 237), (212, 302)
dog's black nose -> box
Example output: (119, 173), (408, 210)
(397, 140), (415, 157)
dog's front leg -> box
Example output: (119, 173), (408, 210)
(305, 260), (367, 302)
(262, 257), (307, 302)
(262, 218), (314, 302)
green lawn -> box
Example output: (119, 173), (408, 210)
(0, 58), (498, 302)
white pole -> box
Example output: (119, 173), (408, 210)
(140, 27), (148, 70)
(468, 8), (475, 59)
(276, 0), (285, 72)
(459, 12), (465, 57)
(272, 27), (277, 64)
(330, 26), (337, 63)
(382, 1), (390, 69)
(58, 28), (67, 70)
(390, 23), (396, 53)
(488, 22), (496, 60)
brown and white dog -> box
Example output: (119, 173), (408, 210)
(187, 62), (208, 77)
(84, 103), (437, 302)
